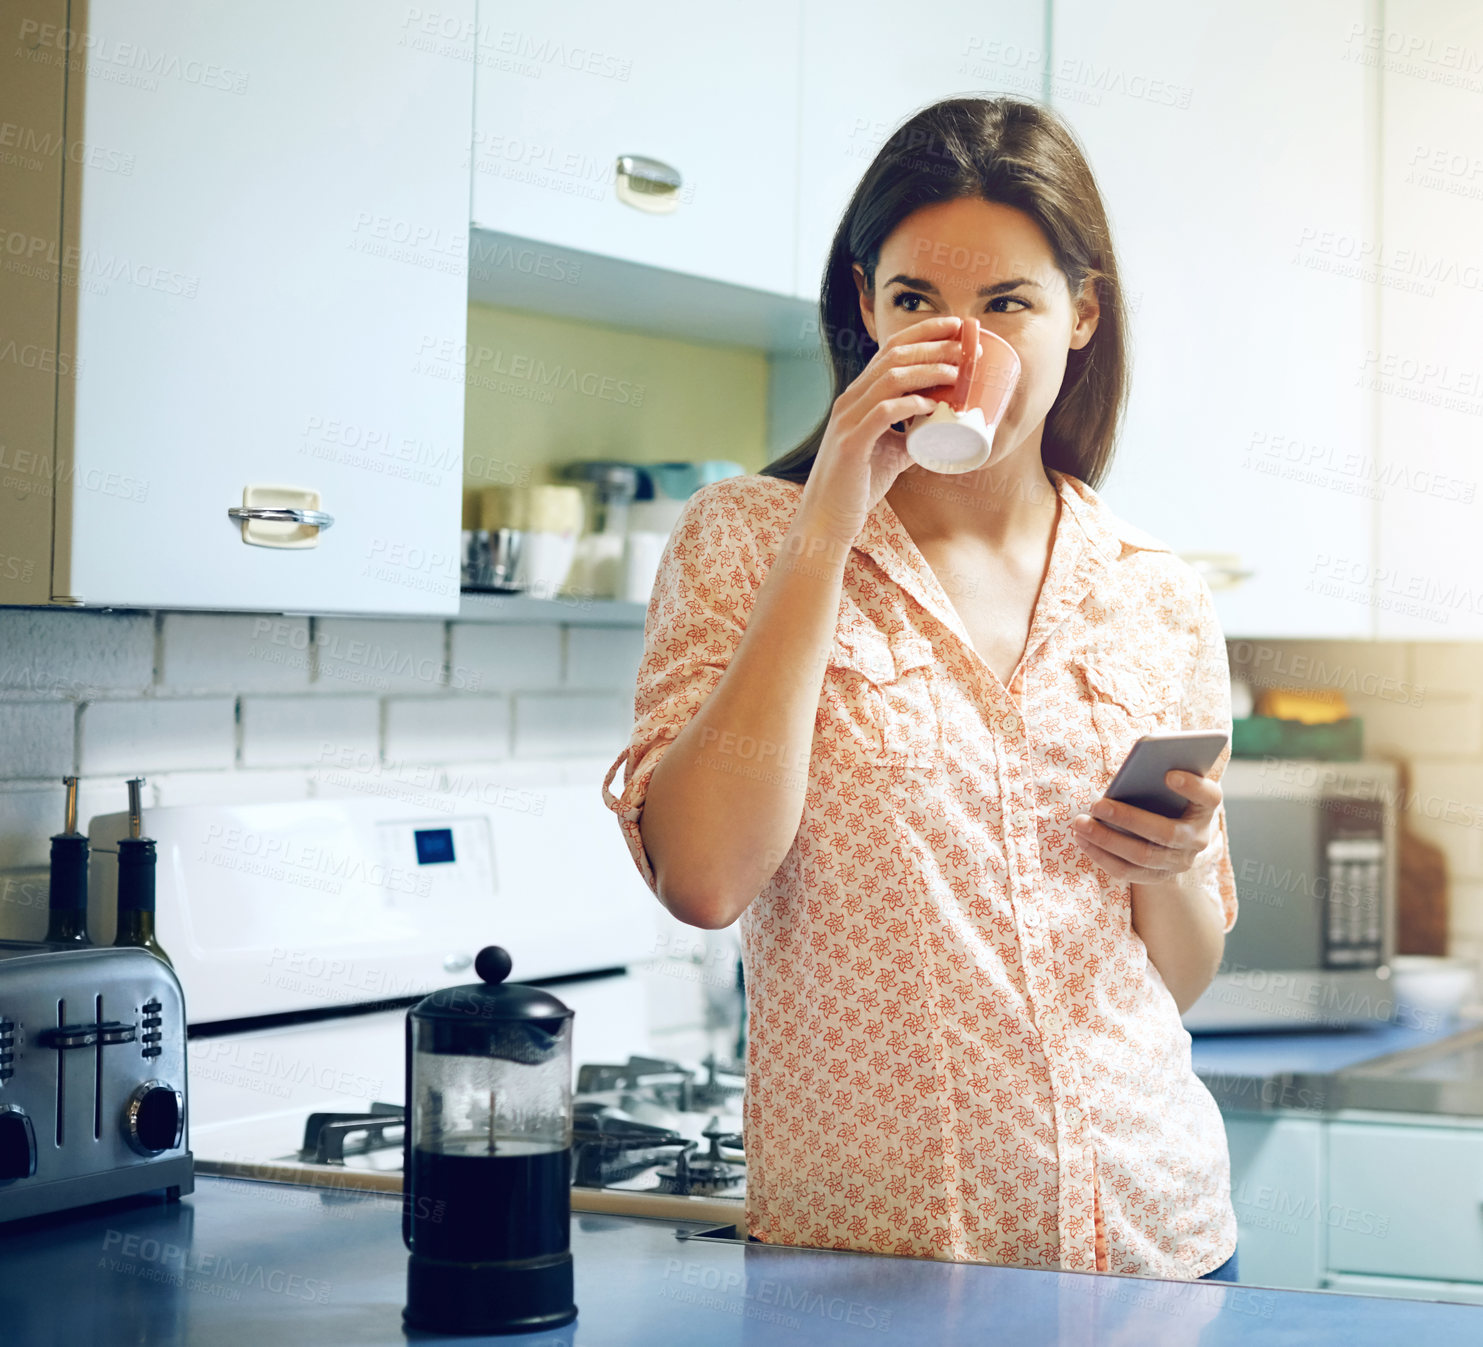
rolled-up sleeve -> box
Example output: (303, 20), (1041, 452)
(1179, 575), (1239, 934)
(601, 482), (762, 893)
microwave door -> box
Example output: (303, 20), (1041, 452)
(1223, 797), (1326, 973)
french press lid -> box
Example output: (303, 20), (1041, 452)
(409, 946), (573, 1058)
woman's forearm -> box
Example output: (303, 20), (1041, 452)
(1130, 871), (1226, 1015)
(640, 513), (852, 930)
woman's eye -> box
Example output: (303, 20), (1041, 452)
(988, 296), (1030, 313)
(890, 291), (927, 312)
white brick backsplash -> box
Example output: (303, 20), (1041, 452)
(1405, 763), (1483, 882)
(242, 696), (379, 769)
(1354, 691), (1483, 759)
(74, 776), (153, 836)
(0, 868), (49, 943)
(425, 760), (568, 805)
(309, 758), (445, 806)
(161, 613), (311, 692)
(360, 763), (554, 817)
(1229, 639), (1409, 698)
(566, 626), (645, 693)
(1413, 643), (1483, 695)
(314, 619), (447, 694)
(0, 776), (162, 874)
(8, 602), (1483, 963)
(0, 701), (74, 778)
(0, 783), (64, 868)
(0, 609), (154, 696)
(384, 696), (510, 763)
(80, 699), (235, 774)
(1450, 882), (1483, 941)
(513, 694), (629, 758)
(150, 769), (313, 807)
(1449, 940), (1483, 995)
(450, 624), (561, 691)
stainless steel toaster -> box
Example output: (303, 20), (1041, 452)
(0, 944), (193, 1223)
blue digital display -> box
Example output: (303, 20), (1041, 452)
(414, 828), (456, 866)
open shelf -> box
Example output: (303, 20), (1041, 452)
(468, 227), (820, 356)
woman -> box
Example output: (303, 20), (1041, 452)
(602, 96), (1240, 1283)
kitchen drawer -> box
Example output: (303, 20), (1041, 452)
(1224, 1114), (1324, 1290)
(1327, 1122), (1483, 1282)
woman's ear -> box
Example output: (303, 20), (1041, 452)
(1069, 276), (1101, 352)
(852, 262), (878, 344)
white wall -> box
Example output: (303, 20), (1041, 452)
(0, 606), (732, 1060)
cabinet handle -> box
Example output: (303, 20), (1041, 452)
(615, 154), (682, 214)
(227, 506), (334, 530)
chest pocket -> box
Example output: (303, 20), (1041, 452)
(1080, 659), (1184, 785)
(824, 626), (942, 777)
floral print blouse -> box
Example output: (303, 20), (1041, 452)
(602, 467), (1239, 1280)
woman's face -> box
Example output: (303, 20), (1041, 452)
(853, 196), (1099, 467)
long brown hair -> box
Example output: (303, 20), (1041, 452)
(762, 96), (1129, 490)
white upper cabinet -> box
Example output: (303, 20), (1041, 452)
(470, 0), (799, 297)
(1050, 1), (1378, 637)
(3, 0), (471, 614)
(794, 0), (1047, 305)
(1373, 0), (1483, 638)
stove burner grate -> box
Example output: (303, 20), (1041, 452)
(298, 1103), (404, 1165)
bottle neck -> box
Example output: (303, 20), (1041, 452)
(47, 833), (89, 942)
(116, 837), (156, 915)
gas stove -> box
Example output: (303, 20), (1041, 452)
(249, 1052), (746, 1197)
(108, 789), (750, 1230)
(571, 1053), (746, 1197)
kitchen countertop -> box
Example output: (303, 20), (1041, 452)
(1, 1176), (1480, 1343)
(1190, 1011), (1483, 1115)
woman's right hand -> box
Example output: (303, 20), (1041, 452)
(796, 314), (968, 548)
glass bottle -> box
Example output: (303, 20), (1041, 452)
(44, 777), (90, 945)
(113, 778), (170, 966)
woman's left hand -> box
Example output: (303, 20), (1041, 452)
(1071, 770), (1221, 884)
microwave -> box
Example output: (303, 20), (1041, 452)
(1181, 758), (1399, 1033)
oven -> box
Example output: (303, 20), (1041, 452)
(81, 786), (747, 1229)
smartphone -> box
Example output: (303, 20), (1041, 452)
(1102, 729), (1230, 827)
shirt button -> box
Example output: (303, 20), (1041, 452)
(1064, 1104), (1083, 1128)
(1023, 908), (1042, 930)
(1003, 713), (1020, 733)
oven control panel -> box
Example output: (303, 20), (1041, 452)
(86, 788), (660, 1025)
(373, 816), (495, 914)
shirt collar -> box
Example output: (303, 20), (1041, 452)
(852, 467), (1170, 680)
(1050, 468), (1174, 564)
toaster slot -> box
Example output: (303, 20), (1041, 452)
(94, 994), (103, 1142)
(55, 998), (64, 1147)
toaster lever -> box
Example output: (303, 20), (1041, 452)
(37, 1020), (138, 1051)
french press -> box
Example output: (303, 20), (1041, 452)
(402, 945), (577, 1336)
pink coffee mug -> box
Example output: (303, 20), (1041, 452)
(905, 316), (1021, 475)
